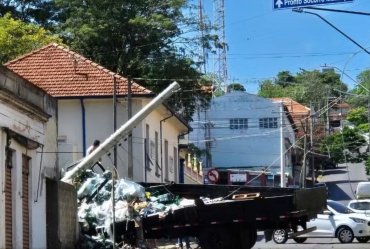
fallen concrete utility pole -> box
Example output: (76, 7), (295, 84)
(62, 81), (181, 182)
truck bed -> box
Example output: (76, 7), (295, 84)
(138, 183), (327, 239)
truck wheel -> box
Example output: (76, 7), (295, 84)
(272, 229), (288, 244)
(356, 237), (370, 243)
(293, 237), (307, 243)
(337, 227), (354, 243)
(199, 225), (236, 249)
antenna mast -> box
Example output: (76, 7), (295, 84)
(213, 0), (228, 93)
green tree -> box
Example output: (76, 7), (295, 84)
(365, 156), (370, 175)
(54, 0), (219, 121)
(347, 107), (368, 127)
(318, 126), (366, 164)
(258, 79), (286, 98)
(0, 0), (57, 29)
(0, 13), (62, 64)
(258, 69), (348, 112)
(227, 83), (246, 92)
(347, 69), (370, 108)
(275, 70), (296, 87)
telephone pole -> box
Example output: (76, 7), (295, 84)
(204, 120), (214, 168)
(300, 121), (308, 189)
(127, 75), (133, 179)
(113, 77), (117, 169)
(310, 102), (315, 185)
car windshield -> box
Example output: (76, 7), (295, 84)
(328, 201), (354, 214)
(350, 202), (370, 211)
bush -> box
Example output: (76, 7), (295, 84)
(365, 156), (370, 175)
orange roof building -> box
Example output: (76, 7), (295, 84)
(270, 97), (310, 126)
(5, 43), (153, 97)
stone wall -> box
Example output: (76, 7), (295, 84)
(58, 181), (77, 249)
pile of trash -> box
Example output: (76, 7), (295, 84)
(74, 170), (193, 248)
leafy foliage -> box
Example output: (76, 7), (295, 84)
(258, 69), (347, 110)
(227, 83), (246, 92)
(347, 69), (370, 108)
(0, 0), (57, 29)
(0, 13), (61, 63)
(318, 126), (366, 164)
(365, 156), (370, 175)
(347, 107), (368, 127)
(53, 0), (219, 120)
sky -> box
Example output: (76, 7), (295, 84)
(201, 0), (370, 93)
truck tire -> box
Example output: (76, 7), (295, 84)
(272, 229), (288, 244)
(238, 225), (257, 249)
(199, 225), (236, 249)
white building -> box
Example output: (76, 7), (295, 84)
(0, 66), (58, 248)
(189, 91), (296, 186)
(5, 43), (192, 183)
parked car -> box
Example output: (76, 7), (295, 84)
(348, 199), (370, 214)
(356, 182), (370, 199)
(272, 200), (370, 244)
(321, 158), (337, 169)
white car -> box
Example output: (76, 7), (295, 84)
(272, 200), (370, 244)
(348, 199), (370, 214)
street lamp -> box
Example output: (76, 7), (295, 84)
(320, 64), (370, 93)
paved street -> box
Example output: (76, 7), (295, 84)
(158, 163), (370, 249)
(253, 234), (370, 249)
(322, 162), (368, 205)
(253, 162), (369, 249)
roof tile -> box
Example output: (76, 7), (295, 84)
(270, 97), (310, 114)
(4, 43), (153, 97)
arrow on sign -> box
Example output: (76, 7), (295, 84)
(275, 0), (283, 8)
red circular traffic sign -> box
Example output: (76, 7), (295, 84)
(207, 168), (220, 183)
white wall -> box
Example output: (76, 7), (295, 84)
(190, 91), (295, 170)
(0, 101), (57, 249)
(58, 98), (188, 183)
(141, 100), (184, 183)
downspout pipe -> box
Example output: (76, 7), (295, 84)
(80, 98), (87, 157)
(160, 113), (174, 183)
(178, 130), (190, 184)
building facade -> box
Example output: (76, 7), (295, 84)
(0, 66), (58, 248)
(5, 43), (191, 183)
(189, 91), (296, 186)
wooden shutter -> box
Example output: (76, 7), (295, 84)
(5, 150), (13, 249)
(22, 155), (30, 249)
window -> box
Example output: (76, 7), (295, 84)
(259, 118), (278, 128)
(349, 202), (370, 211)
(230, 118), (248, 129)
(328, 200), (354, 214)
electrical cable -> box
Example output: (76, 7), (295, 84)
(222, 134), (307, 200)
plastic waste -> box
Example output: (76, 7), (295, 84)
(115, 200), (129, 222)
(77, 175), (106, 199)
(115, 179), (145, 202)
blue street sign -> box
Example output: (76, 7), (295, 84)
(273, 0), (355, 10)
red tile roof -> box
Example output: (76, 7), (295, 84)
(201, 85), (214, 93)
(333, 102), (350, 108)
(270, 97), (310, 116)
(4, 43), (153, 97)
